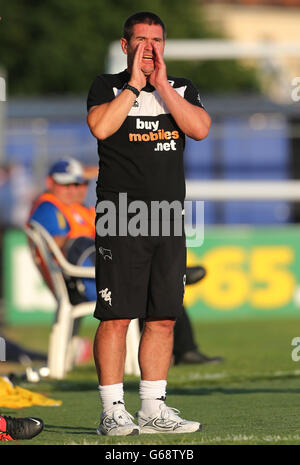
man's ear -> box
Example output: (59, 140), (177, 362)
(120, 37), (128, 55)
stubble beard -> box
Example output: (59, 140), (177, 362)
(141, 64), (154, 78)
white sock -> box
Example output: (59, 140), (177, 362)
(139, 379), (167, 416)
(98, 383), (124, 413)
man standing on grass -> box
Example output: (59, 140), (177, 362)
(87, 11), (211, 436)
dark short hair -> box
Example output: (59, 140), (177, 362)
(123, 11), (166, 41)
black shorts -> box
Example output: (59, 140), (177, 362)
(94, 228), (186, 321)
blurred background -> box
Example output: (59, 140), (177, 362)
(1, 0), (300, 328)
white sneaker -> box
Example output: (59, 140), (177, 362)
(137, 403), (202, 434)
(97, 405), (140, 436)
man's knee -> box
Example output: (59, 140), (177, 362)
(144, 318), (176, 336)
(98, 319), (131, 334)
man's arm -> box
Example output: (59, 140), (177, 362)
(87, 43), (147, 140)
(30, 202), (70, 250)
(52, 235), (69, 249)
(154, 83), (211, 141)
(149, 43), (211, 141)
(87, 92), (136, 141)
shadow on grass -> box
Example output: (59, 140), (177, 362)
(124, 381), (300, 396)
(44, 424), (95, 435)
(23, 375), (300, 397)
(14, 359), (300, 397)
(168, 386), (300, 396)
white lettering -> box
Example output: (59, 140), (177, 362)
(96, 201), (116, 236)
(128, 200), (149, 237)
(291, 77), (300, 102)
(136, 118), (159, 131)
(291, 337), (300, 361)
(0, 77), (6, 102)
(154, 140), (177, 152)
(186, 450), (194, 459)
(105, 450), (140, 462)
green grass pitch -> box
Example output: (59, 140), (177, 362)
(1, 316), (300, 445)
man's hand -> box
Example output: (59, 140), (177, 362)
(129, 43), (147, 91)
(147, 41), (211, 141)
(148, 42), (168, 90)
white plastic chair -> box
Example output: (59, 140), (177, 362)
(25, 220), (140, 379)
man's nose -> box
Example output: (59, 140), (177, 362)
(144, 40), (153, 51)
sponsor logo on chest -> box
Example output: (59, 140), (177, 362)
(129, 118), (179, 152)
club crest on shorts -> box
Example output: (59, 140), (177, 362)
(99, 288), (112, 306)
(99, 247), (113, 261)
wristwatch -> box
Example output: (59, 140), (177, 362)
(123, 83), (140, 98)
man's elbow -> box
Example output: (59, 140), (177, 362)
(191, 120), (211, 141)
(90, 126), (108, 141)
(192, 128), (209, 141)
(87, 118), (108, 141)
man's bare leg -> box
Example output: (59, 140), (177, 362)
(137, 318), (201, 433)
(138, 318), (175, 380)
(137, 319), (175, 421)
(93, 318), (140, 436)
(93, 319), (130, 385)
